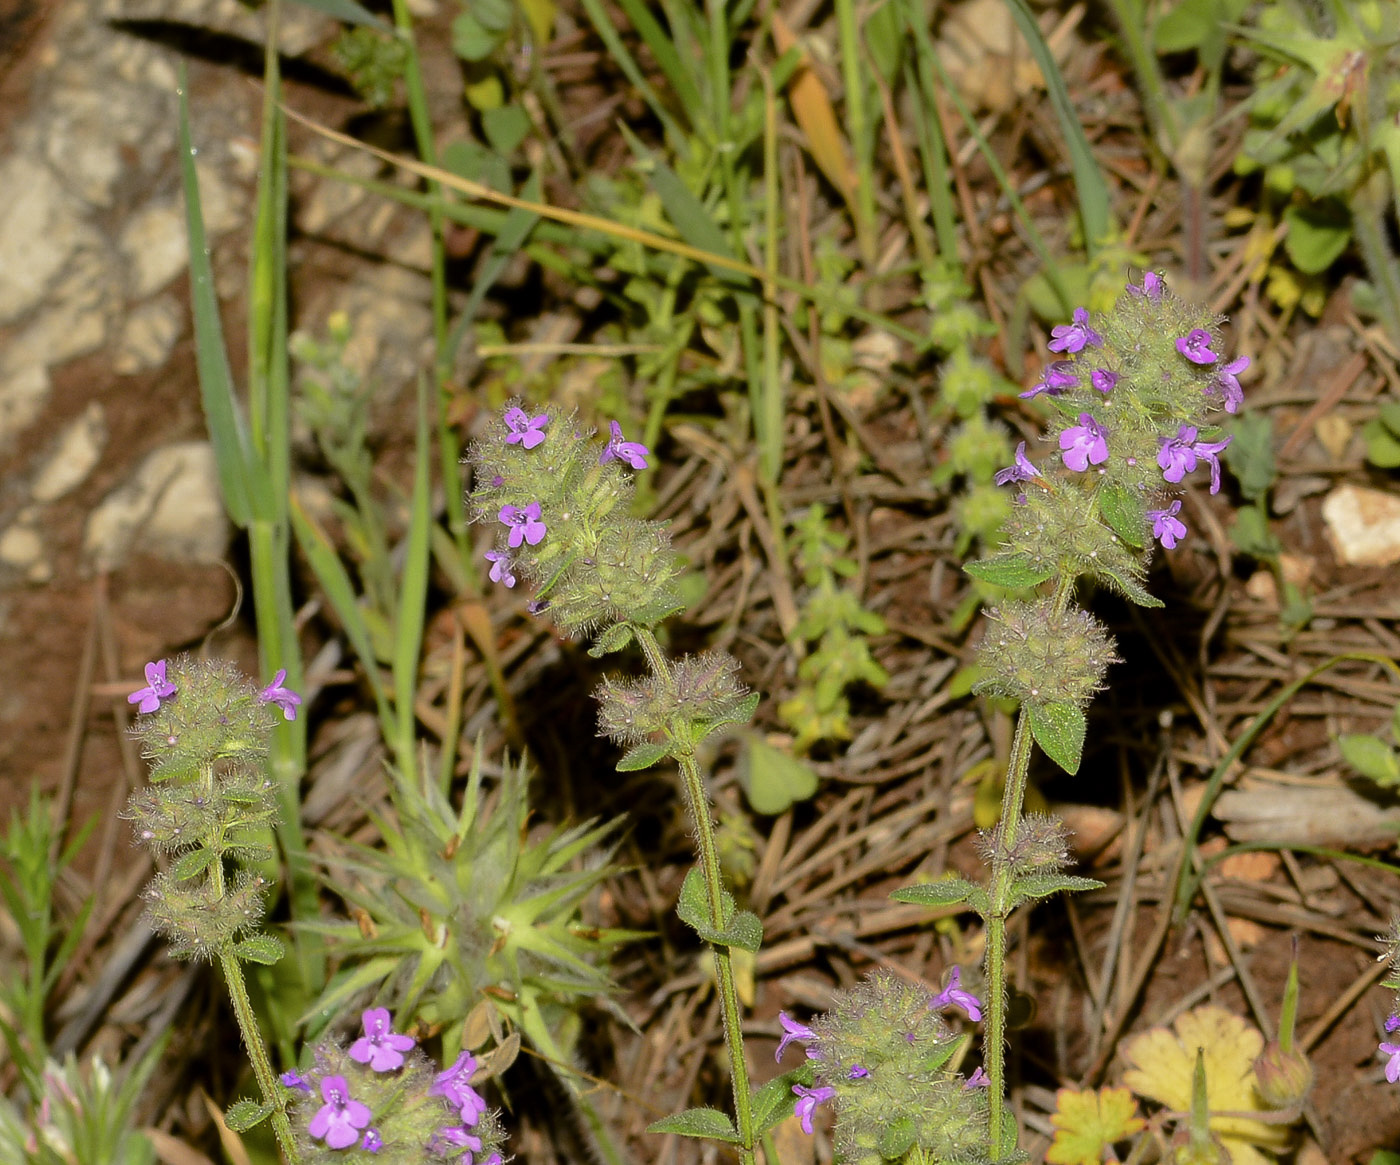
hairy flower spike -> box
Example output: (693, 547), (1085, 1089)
(974, 600), (1119, 709)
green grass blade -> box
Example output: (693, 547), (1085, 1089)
(1001, 0), (1112, 254)
(177, 66), (253, 528)
(576, 0), (687, 147)
(288, 0), (386, 28)
(611, 0), (705, 120)
(393, 374), (434, 782)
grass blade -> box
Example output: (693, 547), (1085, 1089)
(393, 374), (434, 783)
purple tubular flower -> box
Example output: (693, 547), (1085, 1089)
(1059, 414), (1110, 473)
(1176, 328), (1218, 365)
(498, 501), (546, 548)
(993, 441), (1041, 487)
(792, 1084), (836, 1135)
(279, 1070), (313, 1093)
(1091, 368), (1120, 394)
(964, 1067), (991, 1089)
(128, 660), (176, 714)
(307, 1075), (372, 1150)
(1215, 354), (1248, 413)
(484, 549), (516, 588)
(434, 1126), (483, 1154)
(258, 669), (302, 721)
(1048, 307), (1102, 354)
(598, 420), (650, 469)
(503, 407), (548, 449)
(1387, 1015), (1400, 1034)
(931, 966), (983, 1022)
(775, 1012), (816, 1062)
(432, 1051), (488, 1126)
(847, 1064), (869, 1080)
(1381, 1042), (1400, 1084)
(362, 1128), (383, 1154)
(1147, 500), (1188, 549)
(1157, 424), (1231, 493)
(1020, 361), (1078, 399)
(1126, 271), (1164, 300)
(349, 1008), (416, 1073)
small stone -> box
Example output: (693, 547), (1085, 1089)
(31, 403), (108, 502)
(1321, 483), (1400, 566)
(0, 523), (48, 583)
(115, 297), (183, 374)
(120, 201), (189, 299)
(1314, 414), (1351, 460)
(0, 155), (90, 323)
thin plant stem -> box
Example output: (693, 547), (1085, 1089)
(221, 947), (302, 1165)
(1353, 168), (1400, 352)
(834, 0), (877, 264)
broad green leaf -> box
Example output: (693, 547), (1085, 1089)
(1363, 418), (1400, 468)
(647, 1107), (741, 1143)
(617, 742), (670, 772)
(1283, 200), (1351, 275)
(1223, 413), (1276, 503)
(964, 553), (1055, 588)
(1231, 504), (1282, 559)
(482, 104), (531, 156)
(451, 12), (500, 61)
(1338, 734), (1400, 787)
(233, 934), (286, 965)
(1011, 874), (1104, 905)
(1098, 481), (1146, 548)
(879, 1117), (919, 1160)
(1028, 701), (1087, 775)
(1095, 566), (1164, 609)
(170, 847), (215, 881)
(752, 1068), (813, 1136)
(589, 622), (635, 658)
(736, 734), (818, 815)
(633, 140), (748, 288)
(890, 878), (982, 907)
(224, 1099), (273, 1133)
(675, 868), (762, 952)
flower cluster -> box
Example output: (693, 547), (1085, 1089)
(468, 405), (682, 637)
(774, 973), (988, 1164)
(1378, 917), (1400, 1085)
(973, 600), (1119, 711)
(281, 1009), (506, 1164)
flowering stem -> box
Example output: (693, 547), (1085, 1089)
(985, 707), (1034, 1158)
(219, 947), (301, 1165)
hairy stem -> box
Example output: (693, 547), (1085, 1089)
(220, 947), (300, 1165)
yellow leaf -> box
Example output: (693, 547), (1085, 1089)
(1121, 1004), (1290, 1165)
(1047, 1087), (1145, 1165)
(771, 15), (856, 207)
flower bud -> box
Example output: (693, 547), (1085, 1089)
(973, 599), (1118, 709)
(1253, 1040), (1313, 1109)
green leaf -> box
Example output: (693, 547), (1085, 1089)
(1028, 701), (1087, 775)
(233, 934), (286, 965)
(890, 878), (981, 907)
(1378, 400), (1400, 437)
(736, 734), (818, 815)
(964, 553), (1055, 588)
(1095, 566), (1164, 609)
(224, 1099), (273, 1133)
(1231, 504), (1282, 559)
(1098, 482), (1146, 548)
(1011, 874), (1104, 905)
(451, 12), (500, 61)
(589, 622), (636, 658)
(289, 0), (387, 28)
(1363, 418), (1400, 468)
(879, 1117), (919, 1160)
(695, 691), (762, 742)
(675, 868), (762, 952)
(1283, 200), (1352, 275)
(1338, 733), (1400, 787)
(482, 104), (531, 156)
(617, 742), (670, 772)
(170, 847), (215, 881)
(752, 1068), (814, 1136)
(1224, 413), (1276, 503)
(647, 1107), (741, 1143)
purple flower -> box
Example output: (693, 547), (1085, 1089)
(1091, 368), (1120, 394)
(1381, 1042), (1400, 1084)
(1020, 361), (1079, 399)
(1176, 328), (1218, 365)
(503, 407), (548, 449)
(1126, 271), (1164, 300)
(484, 549), (516, 588)
(307, 1075), (372, 1150)
(128, 660), (176, 714)
(349, 1008), (416, 1073)
(994, 441), (1041, 487)
(775, 1012), (815, 1062)
(498, 502), (546, 548)
(279, 1070), (313, 1093)
(257, 669), (302, 721)
(432, 1051), (488, 1126)
(362, 1128), (383, 1154)
(598, 420), (650, 470)
(847, 1064), (869, 1080)
(433, 1125), (483, 1154)
(1157, 424), (1231, 493)
(1387, 1015), (1400, 1034)
(1147, 500), (1188, 550)
(931, 966), (983, 1022)
(1214, 354), (1248, 413)
(792, 1084), (836, 1135)
(964, 1067), (990, 1089)
(1059, 414), (1110, 473)
(1048, 307), (1102, 354)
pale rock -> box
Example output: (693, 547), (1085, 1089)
(0, 523), (49, 584)
(0, 365), (51, 450)
(298, 147), (378, 236)
(31, 403), (108, 502)
(84, 442), (229, 569)
(120, 201), (189, 298)
(115, 297), (183, 373)
(1321, 483), (1400, 566)
(18, 246), (121, 366)
(1314, 413), (1351, 460)
(0, 155), (92, 323)
(40, 80), (173, 207)
(194, 157), (245, 237)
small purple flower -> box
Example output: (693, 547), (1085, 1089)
(1060, 414), (1110, 473)
(1214, 354), (1248, 413)
(307, 1075), (372, 1150)
(1147, 500), (1188, 550)
(128, 660), (176, 714)
(775, 1012), (815, 1062)
(1380, 1042), (1400, 1084)
(1176, 328), (1218, 365)
(349, 1008), (416, 1073)
(279, 1070), (313, 1093)
(484, 549), (516, 588)
(847, 1064), (869, 1080)
(503, 407), (548, 449)
(964, 1067), (991, 1089)
(1387, 1014), (1400, 1034)
(434, 1125), (483, 1154)
(362, 1128), (383, 1154)
(1048, 307), (1102, 354)
(993, 441), (1041, 488)
(1157, 424), (1231, 493)
(258, 669), (302, 721)
(1090, 368), (1120, 394)
(931, 966), (983, 1022)
(432, 1051), (488, 1126)
(1126, 271), (1164, 300)
(498, 502), (546, 548)
(526, 598), (550, 616)
(792, 1084), (836, 1135)
(1020, 361), (1079, 399)
(598, 420), (650, 470)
